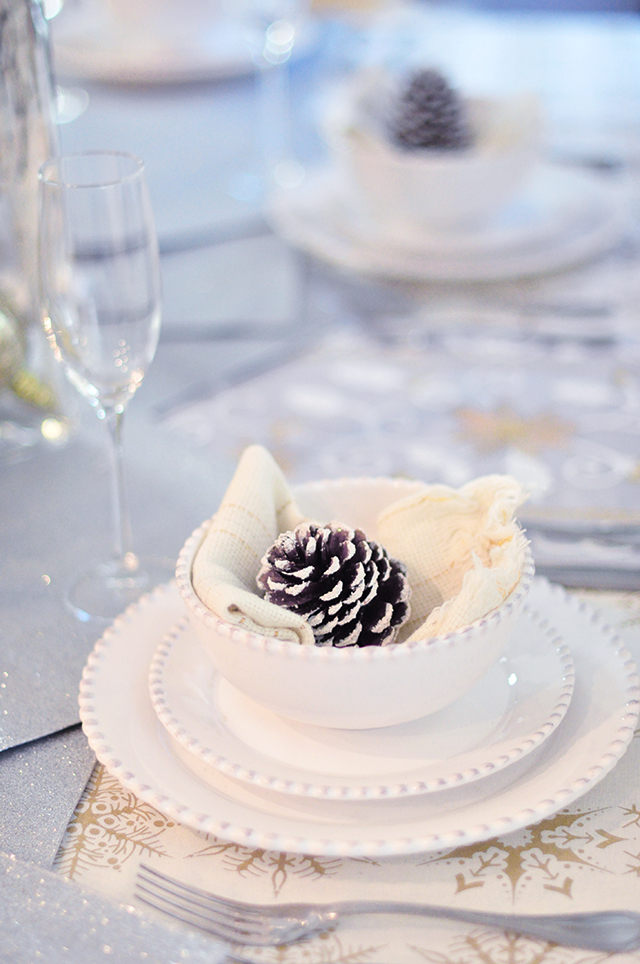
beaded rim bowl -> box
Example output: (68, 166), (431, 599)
(176, 477), (535, 729)
(325, 80), (542, 236)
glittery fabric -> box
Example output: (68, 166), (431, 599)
(0, 725), (95, 866)
(0, 850), (229, 963)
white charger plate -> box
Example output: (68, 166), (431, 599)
(79, 578), (639, 858)
(148, 609), (574, 800)
(51, 6), (316, 85)
(267, 165), (626, 282)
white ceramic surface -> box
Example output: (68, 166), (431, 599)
(177, 477), (534, 729)
(325, 82), (541, 233)
(148, 607), (574, 799)
(79, 578), (639, 857)
(267, 164), (625, 281)
(51, 4), (316, 84)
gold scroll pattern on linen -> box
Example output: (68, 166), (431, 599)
(53, 594), (640, 964)
(54, 767), (342, 894)
(54, 750), (640, 964)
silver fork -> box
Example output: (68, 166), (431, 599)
(135, 864), (640, 952)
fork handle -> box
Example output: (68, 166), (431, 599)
(327, 903), (640, 953)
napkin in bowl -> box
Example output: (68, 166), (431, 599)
(191, 445), (528, 645)
(323, 65), (542, 237)
(377, 477), (527, 640)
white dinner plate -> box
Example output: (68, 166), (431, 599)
(51, 6), (317, 85)
(148, 609), (574, 800)
(79, 578), (639, 857)
(267, 165), (626, 282)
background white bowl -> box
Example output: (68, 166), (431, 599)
(325, 78), (542, 236)
(177, 477), (534, 730)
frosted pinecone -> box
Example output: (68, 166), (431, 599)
(256, 521), (411, 648)
(391, 68), (472, 150)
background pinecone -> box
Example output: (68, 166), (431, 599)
(256, 521), (410, 647)
(391, 68), (472, 150)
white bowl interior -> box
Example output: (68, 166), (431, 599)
(326, 89), (542, 233)
(178, 477), (533, 729)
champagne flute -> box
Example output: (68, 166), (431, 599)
(38, 150), (171, 622)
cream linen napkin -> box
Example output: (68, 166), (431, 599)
(191, 445), (313, 643)
(377, 476), (528, 641)
(192, 445), (528, 645)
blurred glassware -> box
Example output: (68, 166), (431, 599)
(49, 0), (317, 86)
(53, 83), (89, 124)
(41, 0), (90, 123)
(0, 0), (76, 463)
(226, 0), (308, 203)
(38, 151), (172, 622)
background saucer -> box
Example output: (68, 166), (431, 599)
(267, 165), (625, 281)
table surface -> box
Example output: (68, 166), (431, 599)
(4, 3), (640, 962)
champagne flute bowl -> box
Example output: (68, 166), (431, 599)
(38, 150), (171, 622)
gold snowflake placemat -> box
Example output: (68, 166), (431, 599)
(162, 330), (640, 525)
(53, 590), (640, 964)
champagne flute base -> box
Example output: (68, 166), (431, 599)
(65, 555), (175, 624)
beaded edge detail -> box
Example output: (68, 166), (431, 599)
(78, 579), (640, 857)
(147, 608), (575, 801)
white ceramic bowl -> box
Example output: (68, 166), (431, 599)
(176, 477), (534, 730)
(324, 73), (542, 236)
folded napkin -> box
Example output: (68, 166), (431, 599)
(192, 445), (311, 643)
(192, 445), (528, 645)
(377, 477), (527, 640)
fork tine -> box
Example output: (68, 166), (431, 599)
(136, 866), (272, 944)
(136, 887), (244, 943)
(138, 864), (285, 921)
(138, 864), (272, 918)
(138, 866), (268, 920)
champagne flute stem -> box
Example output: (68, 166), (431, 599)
(104, 406), (135, 568)
(257, 60), (288, 178)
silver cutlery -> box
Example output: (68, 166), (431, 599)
(136, 863), (640, 952)
(533, 562), (640, 591)
(521, 522), (640, 589)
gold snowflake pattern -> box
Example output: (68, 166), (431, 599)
(410, 928), (611, 964)
(227, 932), (386, 964)
(601, 591), (640, 630)
(456, 406), (575, 454)
(54, 766), (176, 879)
(55, 765), (342, 896)
(188, 840), (341, 896)
(620, 804), (640, 828)
(423, 808), (625, 903)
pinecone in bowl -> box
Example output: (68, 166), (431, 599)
(256, 521), (410, 647)
(390, 68), (472, 151)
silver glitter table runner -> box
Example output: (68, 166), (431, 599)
(0, 366), (235, 753)
(0, 726), (95, 867)
(0, 850), (229, 964)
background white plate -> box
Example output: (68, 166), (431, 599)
(148, 609), (574, 799)
(51, 4), (317, 85)
(79, 578), (639, 857)
(267, 165), (625, 282)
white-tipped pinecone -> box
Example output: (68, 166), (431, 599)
(256, 521), (411, 647)
(391, 68), (471, 150)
